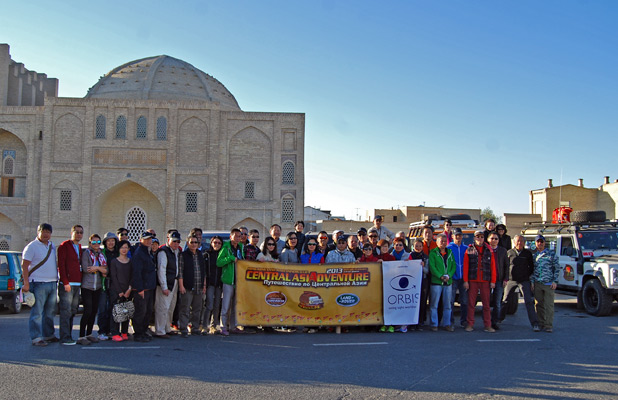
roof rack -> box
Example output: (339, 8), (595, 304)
(521, 220), (618, 234)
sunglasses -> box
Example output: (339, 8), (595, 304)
(307, 243), (317, 246)
(369, 235), (378, 238)
(91, 240), (101, 244)
(319, 237), (328, 240)
(475, 235), (484, 238)
(267, 243), (276, 247)
(189, 241), (199, 244)
(212, 241), (222, 245)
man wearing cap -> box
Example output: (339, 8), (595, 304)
(98, 231), (119, 340)
(367, 228), (380, 256)
(463, 229), (497, 332)
(504, 235), (539, 331)
(447, 227), (468, 328)
(357, 228), (369, 247)
(532, 235), (559, 333)
(56, 224), (83, 345)
(325, 236), (356, 263)
(372, 215), (395, 243)
(22, 223), (58, 346)
(326, 230), (344, 256)
(154, 231), (181, 338)
(131, 232), (157, 342)
(487, 231), (509, 330)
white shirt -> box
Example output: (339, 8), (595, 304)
(23, 239), (58, 282)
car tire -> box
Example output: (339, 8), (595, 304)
(8, 295), (22, 314)
(582, 279), (613, 316)
(571, 210), (606, 223)
(504, 290), (519, 315)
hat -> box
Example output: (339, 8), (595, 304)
(333, 229), (343, 235)
(374, 215), (383, 221)
(337, 236), (347, 243)
(452, 227), (463, 235)
(152, 238), (160, 244)
(362, 243), (373, 250)
(357, 227), (367, 234)
(141, 231), (154, 239)
(474, 230), (485, 236)
(169, 231), (181, 241)
(102, 232), (118, 245)
(535, 234), (545, 242)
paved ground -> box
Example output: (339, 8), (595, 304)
(1, 295), (617, 399)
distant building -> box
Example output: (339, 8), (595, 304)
(374, 206), (481, 225)
(0, 44), (305, 250)
(304, 206), (331, 232)
(530, 177), (618, 222)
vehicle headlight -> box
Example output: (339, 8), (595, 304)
(612, 269), (618, 286)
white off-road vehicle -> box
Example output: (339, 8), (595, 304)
(521, 211), (618, 316)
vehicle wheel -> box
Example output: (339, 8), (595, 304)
(571, 210), (606, 223)
(8, 295), (22, 314)
(504, 290), (519, 315)
(582, 279), (613, 316)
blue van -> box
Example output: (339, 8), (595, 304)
(0, 251), (24, 313)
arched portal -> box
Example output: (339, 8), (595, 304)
(92, 180), (164, 242)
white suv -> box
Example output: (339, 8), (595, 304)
(521, 213), (618, 316)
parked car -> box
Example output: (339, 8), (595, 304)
(0, 251), (24, 313)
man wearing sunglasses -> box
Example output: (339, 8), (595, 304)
(132, 232), (157, 342)
(56, 225), (84, 345)
(463, 230), (497, 332)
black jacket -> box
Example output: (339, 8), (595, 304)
(506, 248), (534, 283)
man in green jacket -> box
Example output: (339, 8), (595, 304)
(428, 234), (457, 332)
(216, 228), (244, 336)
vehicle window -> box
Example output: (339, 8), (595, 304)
(560, 236), (574, 256)
(0, 254), (9, 276)
(546, 237), (557, 252)
(577, 231), (618, 251)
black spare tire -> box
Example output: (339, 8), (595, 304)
(571, 210), (606, 223)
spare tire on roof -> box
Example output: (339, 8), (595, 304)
(571, 210), (606, 223)
(447, 214), (472, 220)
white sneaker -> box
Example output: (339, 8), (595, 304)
(98, 334), (109, 341)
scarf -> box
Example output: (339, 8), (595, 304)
(89, 250), (107, 267)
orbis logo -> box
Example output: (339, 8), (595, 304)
(336, 293), (360, 307)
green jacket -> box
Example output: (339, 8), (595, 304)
(216, 241), (244, 286)
(428, 247), (457, 286)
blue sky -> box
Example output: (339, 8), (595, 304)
(2, 1), (617, 220)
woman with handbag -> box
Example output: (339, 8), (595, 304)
(109, 240), (133, 342)
(78, 234), (108, 345)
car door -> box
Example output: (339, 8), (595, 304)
(557, 235), (579, 290)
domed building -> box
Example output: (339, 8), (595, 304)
(0, 44), (304, 249)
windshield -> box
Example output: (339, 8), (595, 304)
(577, 231), (618, 252)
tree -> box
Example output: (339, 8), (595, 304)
(480, 207), (502, 224)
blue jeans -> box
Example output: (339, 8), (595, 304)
(97, 289), (111, 335)
(58, 284), (80, 342)
(451, 279), (468, 326)
(429, 284), (452, 328)
(29, 281), (57, 342)
(491, 284), (504, 325)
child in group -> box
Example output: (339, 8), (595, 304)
(359, 243), (378, 262)
(410, 238), (429, 330)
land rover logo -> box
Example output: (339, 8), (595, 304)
(336, 293), (359, 307)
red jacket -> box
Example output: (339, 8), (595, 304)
(57, 239), (82, 285)
(463, 244), (496, 284)
(378, 253), (396, 261)
(359, 254), (379, 263)
(423, 240), (437, 256)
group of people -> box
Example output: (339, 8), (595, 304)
(21, 216), (560, 346)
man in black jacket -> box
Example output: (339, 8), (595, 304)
(132, 232), (157, 342)
(503, 235), (540, 331)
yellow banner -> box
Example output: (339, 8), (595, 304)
(235, 260), (383, 326)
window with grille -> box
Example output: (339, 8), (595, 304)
(60, 190), (72, 211)
(156, 117), (167, 140)
(282, 198), (294, 222)
(186, 192), (198, 213)
(0, 240), (9, 251)
(116, 115), (127, 139)
(3, 157), (14, 175)
(137, 116), (147, 139)
(95, 115), (106, 139)
(282, 161), (295, 185)
(244, 181), (255, 199)
(126, 207), (147, 243)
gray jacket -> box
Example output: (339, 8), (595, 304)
(81, 248), (106, 290)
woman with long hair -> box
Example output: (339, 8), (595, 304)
(257, 236), (280, 262)
(300, 238), (324, 264)
(109, 240), (132, 342)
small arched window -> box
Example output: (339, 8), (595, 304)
(282, 197), (295, 223)
(156, 117), (167, 140)
(3, 157), (14, 175)
(282, 161), (295, 185)
(125, 206), (147, 243)
(116, 115), (127, 139)
(95, 115), (106, 139)
(136, 116), (147, 139)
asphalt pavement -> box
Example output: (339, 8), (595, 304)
(1, 295), (617, 399)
